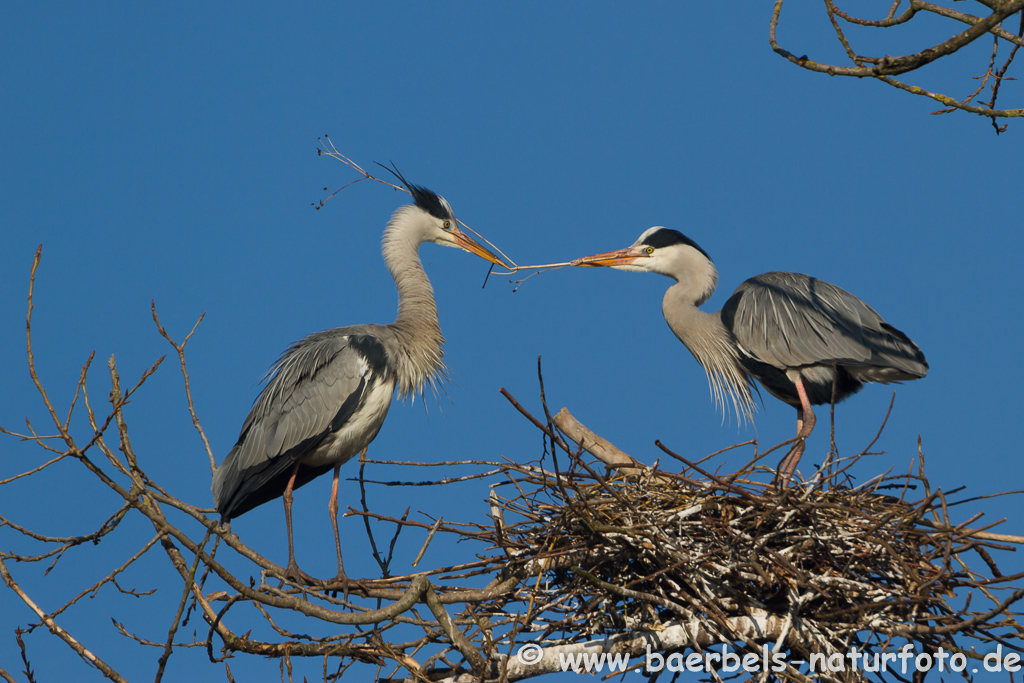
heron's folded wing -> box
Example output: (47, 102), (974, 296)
(726, 272), (926, 377)
(212, 330), (389, 519)
(725, 272), (876, 369)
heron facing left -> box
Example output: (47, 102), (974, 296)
(212, 177), (506, 584)
(572, 227), (928, 486)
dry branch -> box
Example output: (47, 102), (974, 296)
(2, 249), (1023, 682)
(772, 0), (1024, 133)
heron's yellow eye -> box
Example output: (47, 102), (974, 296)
(443, 220), (451, 229)
(645, 246), (655, 255)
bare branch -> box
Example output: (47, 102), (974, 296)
(151, 301), (215, 473)
(0, 558), (130, 683)
(771, 0), (1024, 130)
(4, 243), (1022, 683)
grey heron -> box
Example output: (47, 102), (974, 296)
(212, 177), (505, 584)
(572, 227), (928, 485)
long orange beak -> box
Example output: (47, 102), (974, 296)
(571, 247), (646, 267)
(450, 226), (508, 267)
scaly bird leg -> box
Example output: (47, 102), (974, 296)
(327, 448), (370, 599)
(328, 463), (347, 581)
(282, 460), (317, 585)
(774, 377), (816, 487)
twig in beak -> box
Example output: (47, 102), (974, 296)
(456, 219), (517, 270)
(314, 136), (410, 210)
(510, 264), (571, 292)
(315, 140), (521, 271)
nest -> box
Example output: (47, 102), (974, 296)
(479, 399), (1024, 678)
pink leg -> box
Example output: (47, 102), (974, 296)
(774, 378), (816, 487)
(327, 448), (371, 597)
(283, 461), (317, 584)
(328, 463), (348, 581)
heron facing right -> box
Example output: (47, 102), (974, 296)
(212, 177), (507, 586)
(572, 227), (928, 485)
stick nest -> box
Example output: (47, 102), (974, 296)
(480, 410), (1024, 672)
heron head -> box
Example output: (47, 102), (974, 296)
(388, 168), (507, 267)
(572, 227), (712, 274)
(571, 227), (718, 304)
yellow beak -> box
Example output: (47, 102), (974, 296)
(451, 226), (509, 268)
(571, 247), (646, 267)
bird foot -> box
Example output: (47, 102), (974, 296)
(324, 571), (369, 600)
(276, 560), (321, 587)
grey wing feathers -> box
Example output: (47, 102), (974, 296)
(727, 272), (928, 377)
(212, 327), (390, 520)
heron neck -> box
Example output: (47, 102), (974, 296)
(381, 211), (446, 398)
(663, 284), (754, 422)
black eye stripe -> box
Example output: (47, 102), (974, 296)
(642, 229), (712, 262)
(407, 184), (455, 221)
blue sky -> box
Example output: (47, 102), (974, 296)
(2, 3), (1022, 681)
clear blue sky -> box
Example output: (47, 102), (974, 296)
(2, 4), (1021, 681)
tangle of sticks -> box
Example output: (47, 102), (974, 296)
(3, 249), (1024, 683)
